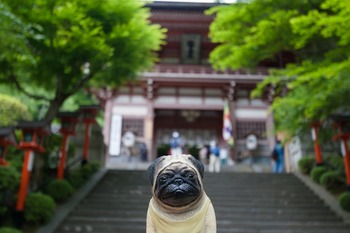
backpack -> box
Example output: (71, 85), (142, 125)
(271, 148), (278, 161)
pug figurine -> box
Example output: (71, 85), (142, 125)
(146, 154), (216, 233)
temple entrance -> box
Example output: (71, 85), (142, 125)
(153, 109), (223, 157)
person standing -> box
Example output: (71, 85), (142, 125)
(199, 145), (208, 165)
(209, 140), (220, 173)
(272, 139), (285, 173)
(170, 131), (182, 156)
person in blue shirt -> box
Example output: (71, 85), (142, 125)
(272, 139), (285, 173)
(209, 140), (220, 173)
(170, 131), (182, 156)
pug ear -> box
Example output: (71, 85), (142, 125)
(147, 156), (166, 185)
(188, 155), (205, 178)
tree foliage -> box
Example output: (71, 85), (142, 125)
(0, 0), (166, 122)
(0, 94), (31, 126)
(208, 0), (350, 137)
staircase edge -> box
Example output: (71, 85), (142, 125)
(37, 168), (108, 233)
(294, 171), (350, 226)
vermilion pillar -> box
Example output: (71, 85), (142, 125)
(311, 122), (323, 165)
(340, 136), (350, 189)
(16, 150), (34, 211)
(57, 133), (69, 179)
(57, 111), (80, 179)
(333, 126), (350, 190)
(80, 105), (99, 165)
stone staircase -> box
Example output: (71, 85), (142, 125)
(53, 170), (350, 233)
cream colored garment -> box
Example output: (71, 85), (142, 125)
(148, 196), (211, 233)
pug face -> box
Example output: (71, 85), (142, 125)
(147, 154), (205, 208)
(155, 162), (202, 207)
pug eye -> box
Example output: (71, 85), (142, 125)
(187, 172), (195, 179)
(159, 176), (168, 183)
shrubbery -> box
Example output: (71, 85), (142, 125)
(0, 227), (22, 233)
(24, 193), (55, 225)
(298, 157), (315, 174)
(310, 166), (329, 184)
(67, 169), (85, 188)
(319, 171), (345, 193)
(325, 155), (344, 173)
(339, 192), (350, 212)
(0, 166), (20, 216)
(45, 180), (75, 203)
(67, 162), (101, 188)
(81, 162), (101, 180)
(299, 155), (350, 212)
(188, 145), (199, 160)
(157, 144), (170, 157)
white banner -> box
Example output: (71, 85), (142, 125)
(108, 115), (123, 156)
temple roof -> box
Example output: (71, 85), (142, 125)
(146, 1), (222, 11)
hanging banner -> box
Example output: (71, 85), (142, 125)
(109, 114), (122, 156)
(222, 100), (234, 146)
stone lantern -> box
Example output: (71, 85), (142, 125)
(15, 120), (50, 223)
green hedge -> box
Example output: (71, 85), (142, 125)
(0, 228), (22, 233)
(339, 192), (350, 212)
(67, 169), (85, 188)
(67, 162), (101, 188)
(24, 193), (55, 225)
(0, 166), (20, 216)
(320, 171), (346, 193)
(310, 166), (329, 184)
(325, 155), (344, 172)
(188, 145), (199, 160)
(45, 179), (75, 203)
(157, 144), (170, 157)
(298, 157), (315, 175)
(81, 162), (101, 180)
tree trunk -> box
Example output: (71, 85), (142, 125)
(44, 95), (67, 123)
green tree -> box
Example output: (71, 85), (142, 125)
(1, 0), (166, 122)
(207, 0), (350, 137)
(0, 94), (31, 126)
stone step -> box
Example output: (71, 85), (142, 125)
(53, 170), (350, 233)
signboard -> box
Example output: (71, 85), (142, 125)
(108, 115), (122, 156)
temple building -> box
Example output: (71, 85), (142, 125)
(101, 1), (275, 164)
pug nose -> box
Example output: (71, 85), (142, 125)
(174, 178), (183, 185)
